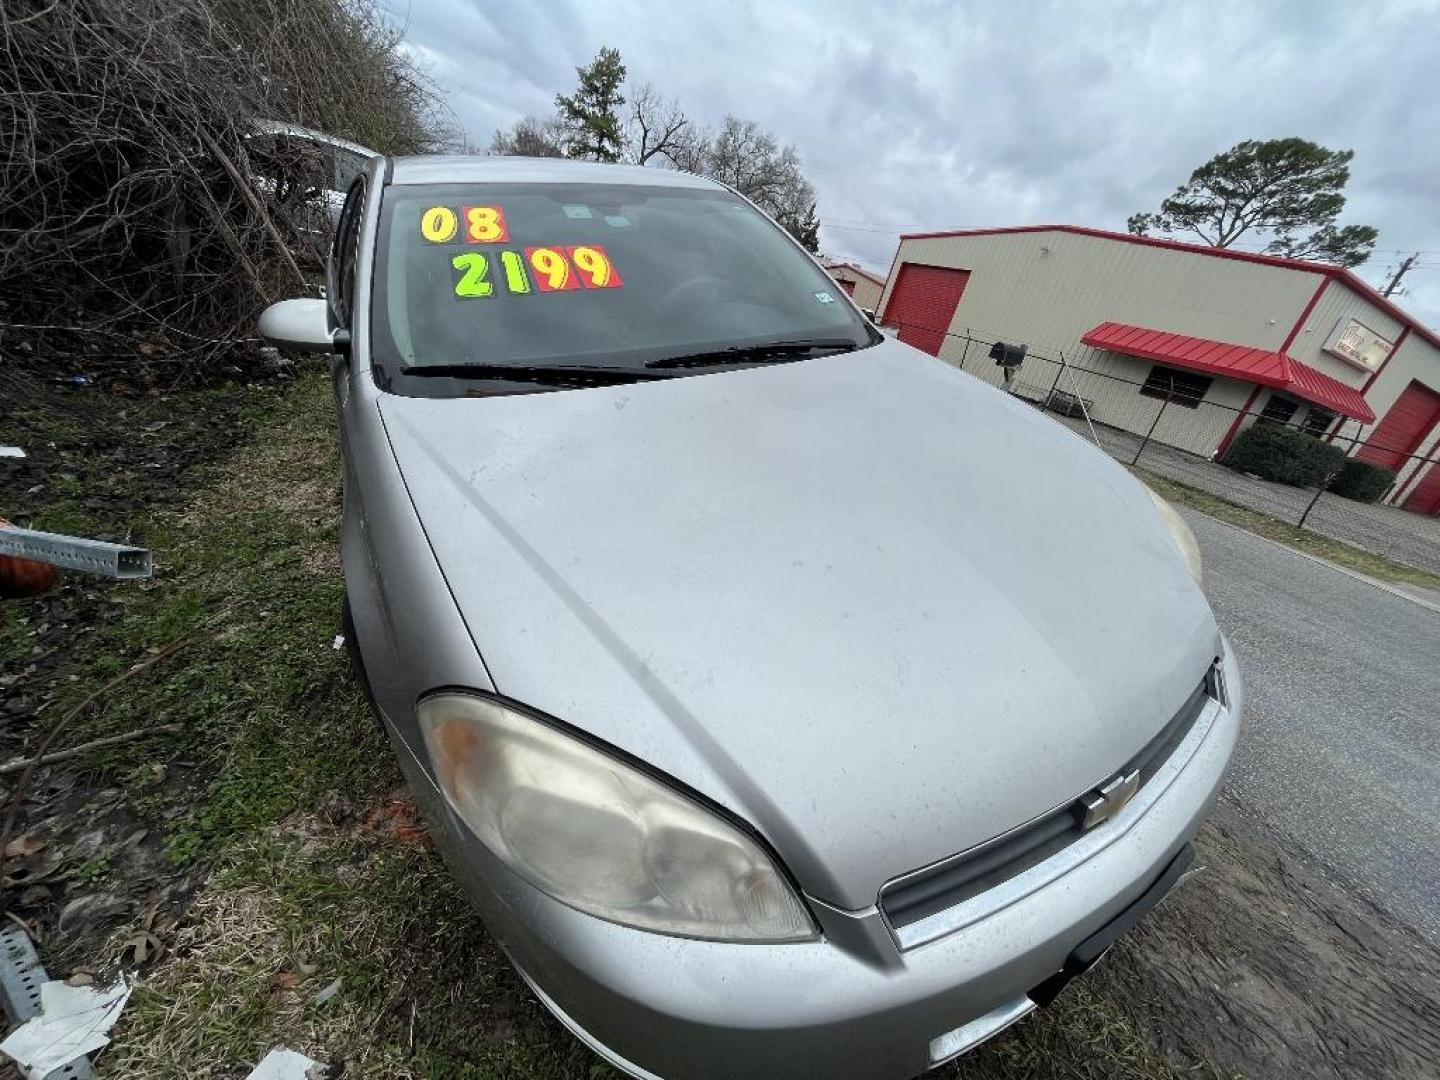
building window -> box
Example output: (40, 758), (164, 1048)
(1301, 408), (1336, 437)
(1260, 395), (1299, 424)
(1139, 365), (1212, 409)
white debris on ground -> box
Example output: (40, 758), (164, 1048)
(246, 1045), (326, 1079)
(331, 634), (344, 650)
(0, 975), (130, 1079)
(0, 446), (25, 458)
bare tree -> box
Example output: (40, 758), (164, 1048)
(677, 116), (821, 251)
(489, 115), (567, 158)
(625, 83), (689, 165)
(0, 0), (450, 380)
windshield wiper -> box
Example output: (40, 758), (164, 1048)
(645, 339), (856, 370)
(401, 363), (670, 385)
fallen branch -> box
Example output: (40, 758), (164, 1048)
(0, 634), (206, 890)
(0, 723), (185, 777)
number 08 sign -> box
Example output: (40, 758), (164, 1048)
(420, 204), (622, 299)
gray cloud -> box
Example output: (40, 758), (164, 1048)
(390, 0), (1440, 324)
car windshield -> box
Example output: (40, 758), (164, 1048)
(370, 181), (875, 391)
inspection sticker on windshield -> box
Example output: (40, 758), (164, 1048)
(814, 291), (836, 303)
(562, 204), (594, 219)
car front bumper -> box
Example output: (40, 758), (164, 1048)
(389, 641), (1242, 1080)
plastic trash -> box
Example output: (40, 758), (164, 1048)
(0, 975), (130, 1079)
(246, 1046), (325, 1079)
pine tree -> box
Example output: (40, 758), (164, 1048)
(555, 47), (627, 163)
(781, 202), (821, 254)
(1128, 138), (1377, 267)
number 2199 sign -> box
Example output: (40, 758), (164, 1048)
(526, 246), (622, 291)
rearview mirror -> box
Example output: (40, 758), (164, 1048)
(259, 298), (341, 353)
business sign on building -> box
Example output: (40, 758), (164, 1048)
(1323, 317), (1393, 372)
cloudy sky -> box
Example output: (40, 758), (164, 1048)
(387, 0), (1440, 326)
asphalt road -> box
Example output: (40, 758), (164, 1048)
(1184, 508), (1440, 945)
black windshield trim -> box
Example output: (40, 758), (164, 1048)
(646, 338), (861, 369)
(401, 362), (672, 385)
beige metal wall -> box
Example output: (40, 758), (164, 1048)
(824, 266), (884, 311)
(878, 230), (1323, 359)
(878, 228), (1440, 493)
(1284, 280), (1405, 388)
(1057, 351), (1248, 457)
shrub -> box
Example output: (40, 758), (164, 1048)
(1221, 421), (1347, 487)
(1326, 458), (1396, 503)
(0, 0), (453, 382)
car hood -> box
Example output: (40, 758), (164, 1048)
(378, 341), (1220, 909)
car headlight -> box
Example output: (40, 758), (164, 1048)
(417, 692), (816, 942)
(1145, 487), (1203, 585)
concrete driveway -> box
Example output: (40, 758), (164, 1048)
(1185, 507), (1440, 944)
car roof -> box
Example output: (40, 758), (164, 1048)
(388, 155), (725, 191)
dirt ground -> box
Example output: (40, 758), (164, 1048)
(1090, 800), (1440, 1080)
(3, 369), (1438, 1079)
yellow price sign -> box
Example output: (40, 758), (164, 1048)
(420, 206), (459, 243)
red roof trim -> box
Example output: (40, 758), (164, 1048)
(899, 224), (1440, 351)
(1081, 321), (1376, 423)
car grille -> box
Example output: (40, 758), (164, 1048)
(878, 665), (1221, 938)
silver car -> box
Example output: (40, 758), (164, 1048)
(259, 156), (1242, 1080)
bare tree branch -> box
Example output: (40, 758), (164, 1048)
(626, 82), (689, 165)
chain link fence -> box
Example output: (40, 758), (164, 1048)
(883, 320), (1440, 577)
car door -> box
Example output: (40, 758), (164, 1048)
(329, 176), (365, 398)
(328, 177), (366, 526)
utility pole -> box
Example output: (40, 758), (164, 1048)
(1381, 253), (1418, 298)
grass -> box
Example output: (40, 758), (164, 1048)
(1137, 468), (1440, 593)
(16, 370), (1223, 1078)
(19, 371), (618, 1077)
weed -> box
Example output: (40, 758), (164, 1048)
(72, 853), (113, 888)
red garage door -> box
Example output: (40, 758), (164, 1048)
(1402, 457), (1440, 515)
(883, 263), (970, 357)
(1357, 380), (1440, 470)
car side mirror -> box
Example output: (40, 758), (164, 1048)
(259, 297), (346, 354)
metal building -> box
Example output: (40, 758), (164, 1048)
(823, 261), (886, 312)
(876, 225), (1440, 515)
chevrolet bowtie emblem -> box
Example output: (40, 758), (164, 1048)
(1079, 769), (1141, 831)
